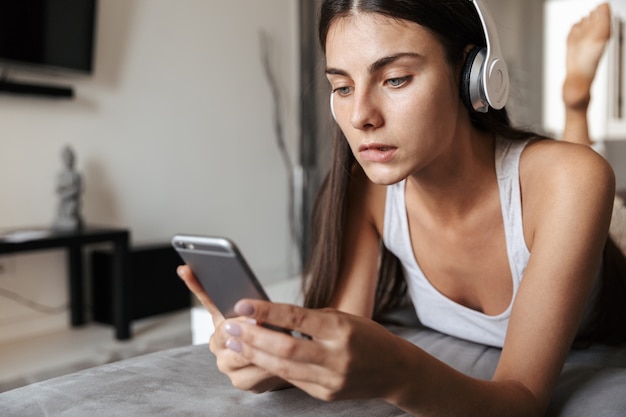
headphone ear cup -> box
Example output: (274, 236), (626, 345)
(461, 46), (488, 113)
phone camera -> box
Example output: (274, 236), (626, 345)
(177, 241), (190, 249)
(175, 240), (195, 250)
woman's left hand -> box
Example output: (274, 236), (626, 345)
(223, 299), (412, 402)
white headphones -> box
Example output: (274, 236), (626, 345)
(330, 0), (509, 121)
(462, 0), (509, 113)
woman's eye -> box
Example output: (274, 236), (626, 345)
(386, 77), (410, 88)
(333, 86), (352, 96)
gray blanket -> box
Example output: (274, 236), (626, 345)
(1, 325), (625, 416)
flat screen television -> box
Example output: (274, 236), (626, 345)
(0, 0), (97, 74)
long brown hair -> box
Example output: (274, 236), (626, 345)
(302, 0), (536, 320)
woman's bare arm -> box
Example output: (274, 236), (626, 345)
(491, 140), (614, 410)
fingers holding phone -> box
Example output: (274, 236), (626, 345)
(177, 263), (281, 390)
(222, 299), (410, 401)
(173, 234), (293, 393)
(210, 315), (290, 393)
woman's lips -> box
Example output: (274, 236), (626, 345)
(358, 144), (397, 162)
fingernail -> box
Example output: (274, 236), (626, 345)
(225, 338), (243, 353)
(225, 323), (241, 337)
(234, 301), (254, 316)
(176, 266), (184, 277)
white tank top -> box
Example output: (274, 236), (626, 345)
(383, 137), (531, 347)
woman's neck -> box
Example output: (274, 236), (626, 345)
(406, 130), (497, 222)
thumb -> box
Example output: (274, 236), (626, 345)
(177, 265), (223, 320)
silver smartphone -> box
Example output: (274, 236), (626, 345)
(172, 234), (270, 318)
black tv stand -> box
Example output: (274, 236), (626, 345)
(0, 78), (74, 98)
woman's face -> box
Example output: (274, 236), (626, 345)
(325, 13), (466, 185)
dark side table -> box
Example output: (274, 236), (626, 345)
(0, 226), (132, 340)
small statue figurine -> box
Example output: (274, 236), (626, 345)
(53, 145), (84, 231)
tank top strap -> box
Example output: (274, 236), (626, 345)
(495, 136), (532, 291)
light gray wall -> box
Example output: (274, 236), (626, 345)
(0, 0), (299, 343)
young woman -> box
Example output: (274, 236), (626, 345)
(178, 1), (619, 415)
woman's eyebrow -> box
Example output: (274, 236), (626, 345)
(325, 52), (422, 77)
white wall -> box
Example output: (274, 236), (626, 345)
(0, 0), (299, 343)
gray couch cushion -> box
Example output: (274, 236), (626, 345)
(1, 325), (625, 416)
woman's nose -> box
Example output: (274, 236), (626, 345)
(350, 90), (383, 130)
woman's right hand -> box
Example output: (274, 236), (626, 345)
(177, 265), (289, 393)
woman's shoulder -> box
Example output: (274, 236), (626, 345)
(516, 137), (615, 250)
(519, 137), (615, 213)
(521, 137), (614, 186)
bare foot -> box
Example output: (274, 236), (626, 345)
(562, 2), (611, 110)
